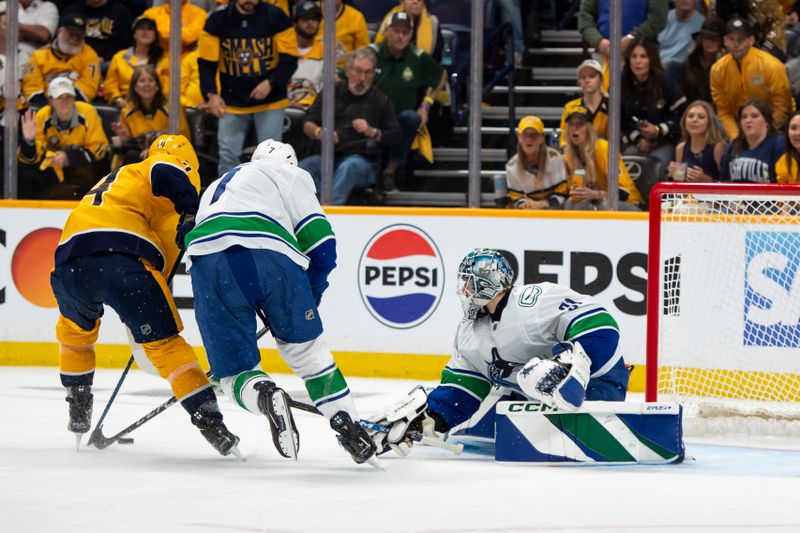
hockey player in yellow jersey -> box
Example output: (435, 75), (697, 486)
(51, 134), (240, 457)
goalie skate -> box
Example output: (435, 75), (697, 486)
(255, 381), (299, 459)
(330, 411), (379, 466)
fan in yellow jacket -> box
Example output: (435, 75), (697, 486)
(51, 133), (241, 456)
(141, 0), (207, 56)
(319, 0), (370, 66)
(21, 15), (101, 108)
(710, 17), (792, 140)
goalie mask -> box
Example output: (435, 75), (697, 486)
(456, 248), (514, 320)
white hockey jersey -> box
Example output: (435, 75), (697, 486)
(185, 160), (335, 272)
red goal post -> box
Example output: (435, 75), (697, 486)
(646, 182), (800, 424)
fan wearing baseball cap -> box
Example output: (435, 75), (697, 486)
(21, 14), (101, 108)
(710, 15), (792, 139)
(500, 115), (569, 209)
(18, 77), (110, 200)
(559, 59), (608, 148)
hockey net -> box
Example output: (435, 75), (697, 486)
(646, 183), (800, 436)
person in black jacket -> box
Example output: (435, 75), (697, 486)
(621, 37), (687, 182)
(299, 47), (402, 205)
(62, 0), (133, 68)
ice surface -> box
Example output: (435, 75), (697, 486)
(1, 367), (799, 533)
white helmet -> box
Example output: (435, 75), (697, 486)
(252, 139), (298, 167)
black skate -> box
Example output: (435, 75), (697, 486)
(191, 402), (241, 457)
(66, 385), (93, 434)
(330, 411), (379, 466)
(255, 381), (299, 459)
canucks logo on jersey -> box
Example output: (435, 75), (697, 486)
(487, 348), (523, 386)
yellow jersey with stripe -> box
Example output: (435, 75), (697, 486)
(17, 101), (110, 165)
(21, 43), (101, 104)
(55, 153), (201, 275)
(117, 102), (189, 141)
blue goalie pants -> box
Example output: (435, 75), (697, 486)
(190, 246), (323, 378)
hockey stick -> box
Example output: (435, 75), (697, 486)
(90, 325), (272, 450)
(87, 252), (186, 448)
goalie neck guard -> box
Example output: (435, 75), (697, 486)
(456, 248), (514, 320)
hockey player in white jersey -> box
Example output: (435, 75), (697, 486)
(369, 248), (629, 456)
(184, 140), (377, 466)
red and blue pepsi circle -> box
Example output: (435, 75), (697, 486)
(358, 224), (444, 329)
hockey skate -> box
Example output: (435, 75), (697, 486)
(191, 402), (242, 458)
(255, 381), (299, 460)
(330, 411), (380, 469)
(66, 385), (93, 450)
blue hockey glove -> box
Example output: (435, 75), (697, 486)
(517, 341), (592, 411)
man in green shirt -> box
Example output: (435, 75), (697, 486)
(369, 11), (445, 187)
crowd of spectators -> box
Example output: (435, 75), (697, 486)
(2, 0), (800, 207)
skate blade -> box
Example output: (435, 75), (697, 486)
(268, 389), (299, 460)
(366, 455), (384, 471)
(74, 433), (83, 452)
(229, 446), (245, 461)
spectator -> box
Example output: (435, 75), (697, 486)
(319, 0), (369, 67)
(142, 0), (207, 57)
(62, 0), (133, 67)
(17, 0), (60, 68)
(667, 100), (726, 182)
(214, 0), (289, 16)
(621, 38), (686, 182)
(288, 0), (324, 110)
(720, 99), (785, 182)
(578, 0), (668, 75)
(104, 16), (168, 108)
(657, 0), (704, 80)
(679, 16), (725, 105)
(559, 59), (608, 149)
(776, 111), (800, 184)
(370, 11), (445, 187)
(375, 0), (444, 63)
(299, 47), (401, 205)
(110, 64), (188, 170)
(22, 14), (102, 108)
(198, 0), (298, 175)
(17, 77), (110, 199)
(180, 49), (204, 108)
(501, 115), (568, 209)
(711, 16), (793, 140)
(714, 0), (787, 59)
(562, 106), (642, 211)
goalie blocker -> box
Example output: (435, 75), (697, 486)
(494, 401), (685, 464)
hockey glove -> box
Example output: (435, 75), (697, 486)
(364, 386), (436, 456)
(175, 211), (196, 251)
(517, 341), (592, 412)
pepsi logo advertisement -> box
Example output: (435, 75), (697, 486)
(358, 224), (445, 329)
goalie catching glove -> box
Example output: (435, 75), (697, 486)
(363, 386), (448, 457)
(517, 341), (592, 412)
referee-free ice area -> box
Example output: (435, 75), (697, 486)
(1, 367), (799, 533)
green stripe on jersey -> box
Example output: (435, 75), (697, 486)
(440, 368), (492, 400)
(186, 215), (300, 250)
(566, 311), (619, 340)
(305, 367), (348, 403)
(296, 217), (334, 253)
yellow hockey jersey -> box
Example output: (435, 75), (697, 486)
(54, 152), (201, 275)
(103, 48), (170, 104)
(17, 100), (110, 166)
(21, 44), (101, 104)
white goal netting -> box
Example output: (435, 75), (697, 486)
(651, 187), (800, 436)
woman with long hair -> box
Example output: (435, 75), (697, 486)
(110, 64), (188, 169)
(621, 37), (687, 181)
(563, 107), (642, 211)
(680, 17), (725, 104)
(501, 115), (568, 209)
(720, 99), (785, 182)
(668, 100), (727, 182)
(104, 16), (168, 108)
(775, 111), (800, 184)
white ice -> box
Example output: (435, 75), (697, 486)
(1, 367), (799, 533)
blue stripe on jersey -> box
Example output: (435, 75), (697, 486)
(210, 165), (243, 204)
(202, 210), (285, 228)
(303, 362), (337, 381)
(427, 385), (483, 431)
(315, 388), (351, 407)
(294, 212), (322, 233)
(570, 328), (620, 376)
(189, 231), (304, 257)
(564, 307), (606, 336)
(55, 230), (165, 271)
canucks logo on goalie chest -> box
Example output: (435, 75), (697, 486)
(743, 231), (800, 347)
